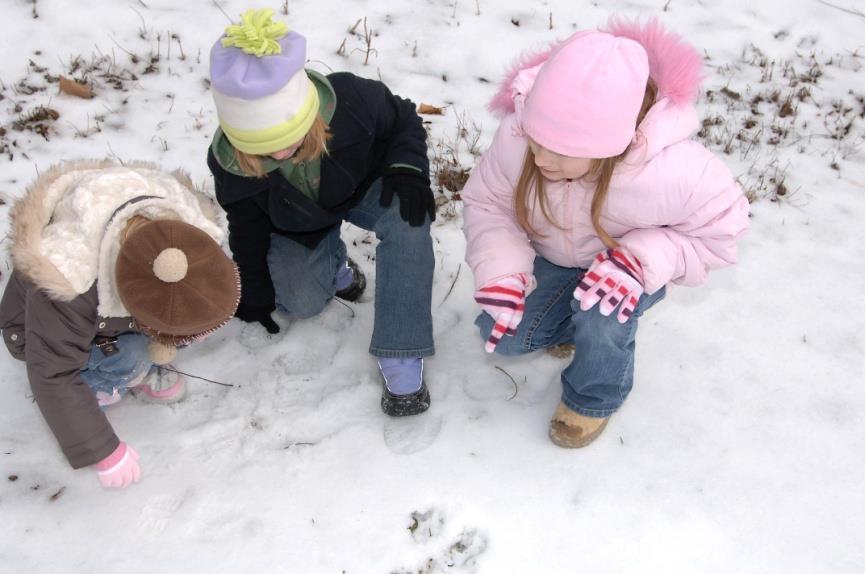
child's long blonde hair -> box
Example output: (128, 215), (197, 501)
(233, 115), (332, 178)
(514, 80), (657, 248)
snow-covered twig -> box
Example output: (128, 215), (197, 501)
(160, 366), (238, 388)
(818, 0), (865, 19)
(438, 264), (461, 307)
(495, 366), (519, 401)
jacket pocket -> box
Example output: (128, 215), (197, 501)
(268, 187), (342, 232)
(2, 327), (26, 361)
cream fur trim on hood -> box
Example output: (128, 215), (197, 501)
(9, 159), (224, 317)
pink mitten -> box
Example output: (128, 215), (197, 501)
(574, 248), (644, 323)
(474, 273), (534, 353)
(93, 442), (141, 488)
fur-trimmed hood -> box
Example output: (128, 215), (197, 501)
(9, 159), (224, 317)
(487, 17), (705, 162)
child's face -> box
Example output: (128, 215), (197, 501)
(529, 139), (593, 181)
(268, 138), (304, 161)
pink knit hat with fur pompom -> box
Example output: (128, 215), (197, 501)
(521, 31), (650, 159)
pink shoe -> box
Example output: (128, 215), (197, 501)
(96, 370), (152, 408)
(134, 367), (187, 404)
(96, 389), (123, 408)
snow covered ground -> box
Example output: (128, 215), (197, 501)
(0, 0), (863, 572)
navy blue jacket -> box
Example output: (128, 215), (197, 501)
(207, 72), (429, 309)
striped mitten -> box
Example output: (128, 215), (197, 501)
(574, 248), (644, 323)
(474, 273), (533, 353)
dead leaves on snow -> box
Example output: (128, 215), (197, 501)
(58, 76), (93, 99)
(418, 103), (445, 115)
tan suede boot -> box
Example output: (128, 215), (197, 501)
(549, 402), (609, 448)
(546, 343), (575, 359)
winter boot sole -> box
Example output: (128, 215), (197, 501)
(132, 370), (187, 405)
(381, 381), (431, 417)
(335, 258), (367, 302)
(548, 403), (609, 448)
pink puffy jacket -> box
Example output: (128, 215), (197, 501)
(463, 26), (749, 295)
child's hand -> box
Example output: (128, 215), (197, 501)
(574, 249), (644, 323)
(474, 273), (534, 353)
(234, 302), (280, 334)
(93, 442), (141, 488)
(380, 166), (436, 227)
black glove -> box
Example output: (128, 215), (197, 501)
(380, 166), (436, 227)
(234, 302), (280, 334)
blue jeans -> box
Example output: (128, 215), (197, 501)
(80, 333), (153, 399)
(267, 179), (435, 358)
(475, 257), (665, 417)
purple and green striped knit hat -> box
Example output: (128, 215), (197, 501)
(210, 8), (320, 155)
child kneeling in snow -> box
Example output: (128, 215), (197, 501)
(462, 19), (749, 447)
(0, 160), (240, 487)
(206, 9), (435, 416)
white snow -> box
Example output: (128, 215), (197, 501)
(0, 0), (863, 572)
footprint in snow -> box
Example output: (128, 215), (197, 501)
(408, 507), (446, 544)
(138, 494), (185, 532)
(443, 528), (488, 570)
(237, 321), (285, 350)
(383, 413), (443, 455)
(397, 518), (489, 573)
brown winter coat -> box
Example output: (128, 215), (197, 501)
(0, 159), (223, 469)
(1, 273), (136, 468)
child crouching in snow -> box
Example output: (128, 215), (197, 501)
(206, 9), (435, 416)
(0, 160), (240, 487)
(462, 19), (749, 447)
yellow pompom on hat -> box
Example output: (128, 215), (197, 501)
(209, 8), (319, 155)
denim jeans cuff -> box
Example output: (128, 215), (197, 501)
(369, 345), (435, 359)
(560, 393), (619, 418)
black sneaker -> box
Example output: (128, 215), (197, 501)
(381, 381), (431, 417)
(335, 258), (366, 302)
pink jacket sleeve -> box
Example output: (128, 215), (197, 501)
(462, 116), (537, 289)
(618, 147), (750, 294)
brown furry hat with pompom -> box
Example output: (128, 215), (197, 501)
(115, 219), (240, 361)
